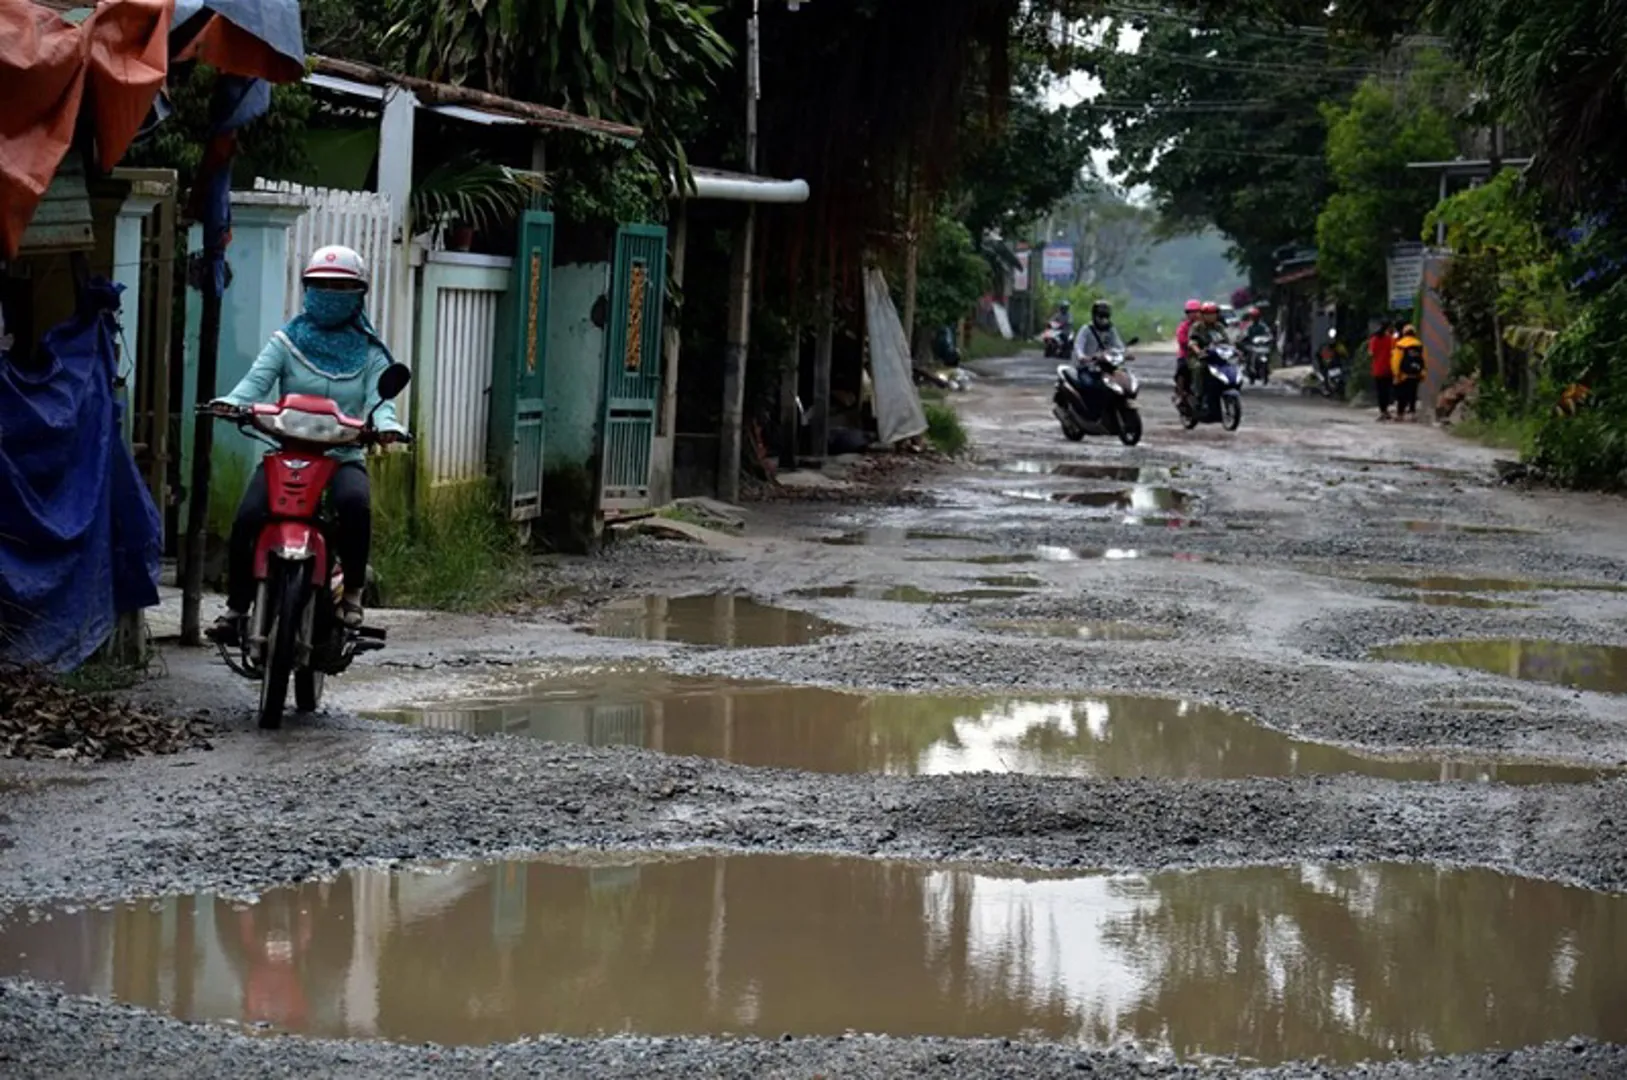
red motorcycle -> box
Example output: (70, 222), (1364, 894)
(202, 363), (411, 729)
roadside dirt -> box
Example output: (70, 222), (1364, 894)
(3, 345), (1626, 1077)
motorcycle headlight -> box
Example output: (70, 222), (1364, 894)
(260, 409), (359, 445)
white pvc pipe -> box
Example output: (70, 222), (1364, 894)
(689, 174), (810, 204)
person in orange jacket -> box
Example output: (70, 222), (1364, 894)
(1368, 321), (1397, 420)
(1390, 324), (1425, 421)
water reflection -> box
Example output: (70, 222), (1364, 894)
(4, 858), (1624, 1064)
(589, 595), (843, 647)
(1375, 639), (1627, 695)
(382, 674), (1610, 784)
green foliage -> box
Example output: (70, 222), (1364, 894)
(1095, 14), (1348, 286)
(372, 485), (528, 611)
(1315, 55), (1461, 314)
(957, 86), (1093, 242)
(410, 155), (548, 233)
(912, 214), (990, 338)
(923, 402), (969, 457)
(383, 0), (733, 209)
(123, 65), (313, 189)
(1528, 277), (1627, 489)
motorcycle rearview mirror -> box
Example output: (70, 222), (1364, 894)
(1125, 336), (1141, 346)
(377, 363), (412, 401)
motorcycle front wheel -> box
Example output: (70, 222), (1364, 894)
(1221, 393), (1243, 431)
(257, 560), (310, 730)
(1117, 407), (1143, 446)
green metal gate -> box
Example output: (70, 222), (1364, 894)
(600, 224), (667, 512)
(491, 209), (554, 522)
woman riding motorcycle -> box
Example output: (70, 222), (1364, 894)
(1179, 301), (1229, 404)
(208, 245), (407, 643)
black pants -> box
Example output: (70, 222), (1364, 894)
(228, 461), (370, 611)
(1395, 379), (1420, 416)
(1374, 375), (1394, 413)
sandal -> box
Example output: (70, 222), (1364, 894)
(207, 612), (245, 646)
(340, 596), (365, 630)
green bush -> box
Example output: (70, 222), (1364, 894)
(924, 401), (970, 457)
(371, 484), (527, 611)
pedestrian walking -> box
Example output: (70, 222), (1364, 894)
(1368, 321), (1396, 421)
(1391, 324), (1425, 421)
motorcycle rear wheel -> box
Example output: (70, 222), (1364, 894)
(257, 561), (309, 730)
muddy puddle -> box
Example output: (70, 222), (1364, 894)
(821, 528), (985, 547)
(1375, 639), (1627, 695)
(589, 595), (842, 648)
(978, 619), (1175, 642)
(1382, 593), (1536, 611)
(7, 856), (1626, 1064)
(381, 674), (1607, 784)
(910, 553), (1040, 566)
(1036, 546), (1208, 563)
(993, 461), (1155, 482)
(792, 585), (1031, 603)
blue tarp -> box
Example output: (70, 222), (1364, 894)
(0, 279), (162, 670)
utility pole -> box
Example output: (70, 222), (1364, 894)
(718, 0), (759, 502)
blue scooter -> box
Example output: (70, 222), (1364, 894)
(1179, 342), (1244, 431)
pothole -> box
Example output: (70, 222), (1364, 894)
(909, 553), (1040, 566)
(1375, 639), (1627, 695)
(379, 675), (1610, 784)
(1362, 575), (1624, 594)
(820, 528), (986, 547)
(979, 619), (1175, 642)
(588, 595), (843, 648)
(1396, 520), (1534, 536)
(791, 585), (1032, 603)
(1036, 546), (1208, 563)
(1381, 593), (1536, 611)
(992, 461), (1155, 482)
(974, 575), (1045, 589)
(7, 857), (1625, 1064)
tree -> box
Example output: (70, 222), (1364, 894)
(1092, 12), (1361, 287)
(1314, 52), (1461, 314)
(380, 0), (733, 202)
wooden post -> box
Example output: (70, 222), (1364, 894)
(779, 322), (800, 470)
(718, 209), (755, 502)
(809, 277), (833, 465)
(651, 202), (687, 506)
(178, 267), (223, 646)
(901, 222), (919, 360)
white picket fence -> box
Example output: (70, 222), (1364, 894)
(253, 179), (401, 357)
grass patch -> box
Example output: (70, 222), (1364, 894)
(371, 484), (527, 612)
(963, 327), (1035, 362)
(60, 654), (150, 694)
(924, 401), (970, 456)
(1451, 411), (1539, 455)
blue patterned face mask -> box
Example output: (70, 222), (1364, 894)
(286, 287), (371, 376)
(304, 287), (365, 329)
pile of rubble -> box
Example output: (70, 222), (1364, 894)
(0, 666), (212, 761)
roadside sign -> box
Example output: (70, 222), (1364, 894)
(1013, 249), (1030, 292)
(1042, 245), (1074, 283)
(1387, 242), (1426, 310)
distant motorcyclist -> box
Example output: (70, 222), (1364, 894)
(1073, 299), (1125, 362)
(1051, 299), (1073, 332)
(1241, 307), (1273, 346)
(1174, 298), (1201, 392)
(1179, 301), (1229, 402)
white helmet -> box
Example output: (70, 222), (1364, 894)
(302, 245), (369, 289)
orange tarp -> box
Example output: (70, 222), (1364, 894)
(0, 0), (171, 258)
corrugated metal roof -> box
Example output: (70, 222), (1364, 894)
(309, 56), (641, 143)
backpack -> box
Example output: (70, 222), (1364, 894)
(1399, 342), (1425, 377)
